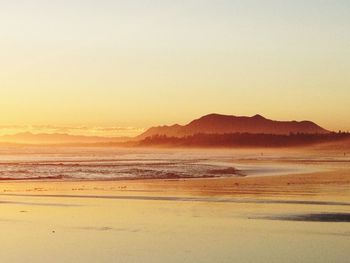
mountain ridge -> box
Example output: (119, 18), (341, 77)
(137, 113), (330, 139)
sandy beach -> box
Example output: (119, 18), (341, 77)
(1, 154), (349, 263)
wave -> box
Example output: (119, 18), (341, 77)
(0, 149), (331, 181)
(0, 175), (65, 181)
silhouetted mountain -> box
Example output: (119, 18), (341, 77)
(138, 114), (330, 139)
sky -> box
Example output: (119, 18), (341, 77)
(1, 0), (349, 136)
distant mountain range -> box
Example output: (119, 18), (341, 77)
(0, 132), (128, 145)
(137, 113), (330, 139)
(0, 114), (334, 146)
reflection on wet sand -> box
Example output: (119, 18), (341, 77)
(254, 212), (350, 222)
(2, 193), (350, 206)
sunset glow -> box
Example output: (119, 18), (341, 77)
(1, 1), (350, 133)
(1, 2), (350, 263)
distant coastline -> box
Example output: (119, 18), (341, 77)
(1, 114), (349, 149)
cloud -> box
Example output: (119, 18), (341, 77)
(0, 125), (145, 137)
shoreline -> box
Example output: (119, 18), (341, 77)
(1, 162), (349, 263)
(1, 168), (349, 202)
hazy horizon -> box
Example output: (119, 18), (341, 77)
(0, 112), (348, 138)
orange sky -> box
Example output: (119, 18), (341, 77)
(1, 1), (349, 136)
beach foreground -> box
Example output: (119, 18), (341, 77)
(1, 167), (350, 263)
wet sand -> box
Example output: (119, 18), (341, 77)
(1, 167), (350, 200)
(0, 166), (349, 263)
